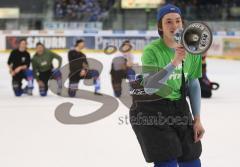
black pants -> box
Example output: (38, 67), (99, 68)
(68, 69), (100, 97)
(38, 70), (52, 92)
(12, 71), (26, 88)
(130, 98), (202, 163)
(69, 69), (99, 83)
(12, 70), (33, 96)
(38, 69), (62, 96)
(110, 67), (135, 97)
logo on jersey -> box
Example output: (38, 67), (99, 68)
(169, 72), (188, 80)
(41, 61), (48, 66)
(21, 57), (26, 62)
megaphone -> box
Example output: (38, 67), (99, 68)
(174, 22), (213, 55)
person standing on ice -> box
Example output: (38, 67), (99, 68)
(129, 4), (205, 167)
(32, 42), (62, 96)
(7, 39), (34, 96)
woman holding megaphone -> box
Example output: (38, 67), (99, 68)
(130, 4), (206, 167)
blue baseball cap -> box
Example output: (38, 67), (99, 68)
(157, 4), (181, 22)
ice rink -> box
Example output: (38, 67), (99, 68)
(0, 52), (240, 167)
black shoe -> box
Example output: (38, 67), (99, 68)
(94, 92), (103, 96)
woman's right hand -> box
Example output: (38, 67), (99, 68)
(172, 46), (186, 67)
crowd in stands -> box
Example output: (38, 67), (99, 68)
(54, 0), (240, 21)
(54, 0), (116, 21)
(166, 0), (240, 20)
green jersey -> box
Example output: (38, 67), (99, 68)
(141, 38), (202, 100)
(32, 50), (62, 80)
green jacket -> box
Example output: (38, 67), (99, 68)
(32, 50), (62, 80)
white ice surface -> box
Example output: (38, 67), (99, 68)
(0, 52), (240, 167)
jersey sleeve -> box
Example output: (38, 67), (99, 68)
(141, 48), (158, 66)
(128, 53), (135, 64)
(26, 52), (31, 68)
(82, 54), (89, 67)
(50, 51), (62, 69)
(7, 51), (14, 66)
(141, 48), (159, 75)
(31, 56), (40, 80)
(68, 50), (76, 62)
